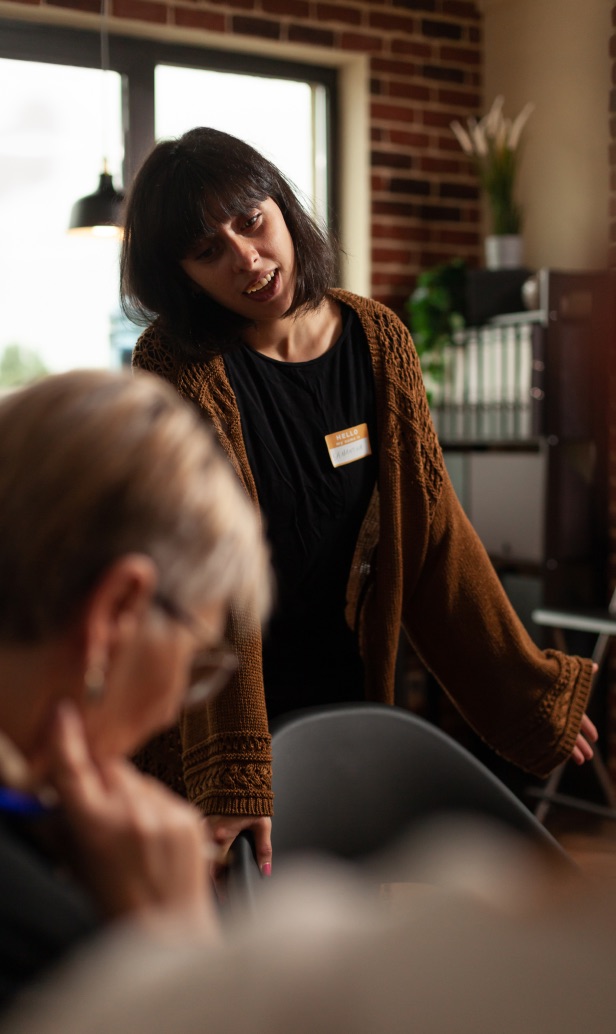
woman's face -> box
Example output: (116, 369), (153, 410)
(83, 598), (228, 762)
(180, 197), (296, 322)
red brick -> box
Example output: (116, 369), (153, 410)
(436, 228), (481, 246)
(442, 0), (480, 18)
(263, 0), (309, 15)
(422, 109), (458, 129)
(340, 32), (384, 52)
(174, 7), (226, 31)
(390, 176), (431, 196)
(232, 14), (281, 36)
(418, 202), (461, 221)
(391, 38), (432, 58)
(422, 63), (465, 83)
(422, 17), (462, 40)
(315, 3), (361, 25)
(112, 0), (166, 21)
(371, 102), (415, 123)
(371, 271), (417, 287)
(438, 134), (471, 154)
(390, 128), (431, 148)
(209, 0), (254, 9)
(288, 23), (334, 45)
(420, 155), (462, 174)
(439, 45), (480, 64)
(372, 247), (414, 263)
(371, 150), (413, 169)
(372, 199), (416, 217)
(438, 87), (481, 108)
(372, 58), (416, 76)
(389, 81), (431, 102)
(373, 223), (425, 241)
(48, 0), (101, 13)
(369, 11), (415, 34)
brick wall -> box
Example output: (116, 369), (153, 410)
(2, 0), (483, 315)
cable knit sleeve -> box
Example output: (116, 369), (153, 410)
(338, 290), (594, 780)
(131, 323), (273, 816)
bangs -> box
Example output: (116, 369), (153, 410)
(163, 160), (272, 261)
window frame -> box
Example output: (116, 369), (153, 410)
(0, 17), (339, 225)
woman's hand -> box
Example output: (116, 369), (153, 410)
(205, 814), (272, 885)
(571, 713), (598, 766)
(48, 700), (217, 935)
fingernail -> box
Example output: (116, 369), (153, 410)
(261, 862), (271, 877)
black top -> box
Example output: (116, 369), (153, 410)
(224, 305), (378, 719)
(0, 806), (98, 1012)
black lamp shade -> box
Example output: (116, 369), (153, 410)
(68, 170), (125, 235)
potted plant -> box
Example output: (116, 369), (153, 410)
(404, 258), (467, 404)
(450, 96), (534, 269)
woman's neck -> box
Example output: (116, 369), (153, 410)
(0, 639), (77, 786)
(242, 296), (342, 363)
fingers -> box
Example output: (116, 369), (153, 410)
(252, 817), (273, 876)
(571, 731), (596, 767)
(205, 815), (273, 883)
(580, 714), (599, 743)
(47, 699), (106, 815)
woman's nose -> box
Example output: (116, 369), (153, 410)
(229, 236), (258, 270)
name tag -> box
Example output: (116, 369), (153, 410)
(325, 423), (372, 468)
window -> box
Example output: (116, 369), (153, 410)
(0, 19), (336, 379)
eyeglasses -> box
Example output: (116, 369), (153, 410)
(153, 592), (238, 708)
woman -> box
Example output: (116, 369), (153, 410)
(0, 368), (269, 1010)
(121, 127), (597, 874)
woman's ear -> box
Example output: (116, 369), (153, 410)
(80, 554), (159, 692)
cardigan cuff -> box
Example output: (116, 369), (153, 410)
(491, 652), (594, 779)
(183, 731), (274, 816)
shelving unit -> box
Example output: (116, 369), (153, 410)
(435, 269), (612, 643)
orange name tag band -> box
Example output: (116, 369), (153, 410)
(325, 423), (372, 468)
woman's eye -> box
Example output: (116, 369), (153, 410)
(195, 243), (217, 262)
(243, 213), (261, 231)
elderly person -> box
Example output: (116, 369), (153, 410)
(0, 369), (269, 1011)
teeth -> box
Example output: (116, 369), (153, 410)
(246, 270), (275, 294)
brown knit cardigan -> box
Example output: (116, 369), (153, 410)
(133, 289), (594, 814)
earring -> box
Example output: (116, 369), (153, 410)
(84, 661), (106, 701)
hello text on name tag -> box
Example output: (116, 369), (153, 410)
(325, 423), (372, 468)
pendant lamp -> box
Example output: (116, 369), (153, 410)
(68, 159), (124, 238)
(67, 0), (124, 238)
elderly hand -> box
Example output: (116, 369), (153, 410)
(47, 700), (217, 936)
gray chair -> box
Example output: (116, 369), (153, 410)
(227, 702), (574, 907)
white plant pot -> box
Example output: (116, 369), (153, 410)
(484, 234), (524, 270)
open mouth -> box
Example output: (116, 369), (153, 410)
(244, 269), (278, 298)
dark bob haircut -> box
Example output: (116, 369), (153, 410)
(120, 127), (339, 358)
